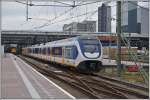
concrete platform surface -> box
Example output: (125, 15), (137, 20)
(1, 53), (75, 99)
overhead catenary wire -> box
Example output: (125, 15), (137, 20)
(15, 0), (27, 5)
(25, 3), (115, 30)
(53, 1), (73, 6)
(36, 1), (148, 30)
(32, 1), (86, 29)
(32, 4), (118, 30)
(15, 0), (72, 7)
(17, 1), (148, 31)
(30, 3), (116, 30)
(128, 1), (149, 11)
(33, 7), (75, 29)
(33, 10), (98, 29)
(31, 1), (85, 21)
(15, 1), (101, 7)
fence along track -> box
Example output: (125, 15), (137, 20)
(19, 55), (149, 99)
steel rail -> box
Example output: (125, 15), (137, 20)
(19, 55), (149, 99)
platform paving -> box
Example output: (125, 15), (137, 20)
(1, 53), (75, 99)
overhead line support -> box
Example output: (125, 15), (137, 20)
(26, 0), (28, 21)
(116, 1), (122, 77)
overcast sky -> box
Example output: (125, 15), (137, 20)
(1, 1), (148, 32)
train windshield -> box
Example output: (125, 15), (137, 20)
(81, 39), (99, 53)
(79, 38), (100, 55)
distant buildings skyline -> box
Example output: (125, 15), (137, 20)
(62, 2), (149, 35)
(63, 20), (96, 32)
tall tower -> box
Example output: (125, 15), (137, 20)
(98, 3), (111, 32)
(121, 1), (138, 33)
(121, 1), (149, 35)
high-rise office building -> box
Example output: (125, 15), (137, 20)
(98, 3), (111, 32)
(121, 1), (149, 35)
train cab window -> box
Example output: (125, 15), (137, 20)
(47, 48), (50, 55)
(80, 39), (100, 53)
(52, 47), (62, 56)
(65, 46), (78, 59)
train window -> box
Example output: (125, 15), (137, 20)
(42, 48), (43, 54)
(83, 45), (99, 53)
(47, 48), (50, 55)
(42, 48), (47, 55)
(65, 46), (78, 59)
(35, 48), (38, 54)
(31, 48), (33, 53)
(30, 48), (32, 53)
(52, 47), (62, 56)
(34, 48), (36, 54)
(65, 48), (72, 59)
(80, 39), (100, 53)
(37, 48), (39, 53)
(39, 48), (41, 54)
(33, 48), (35, 54)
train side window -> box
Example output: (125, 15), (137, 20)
(35, 48), (38, 54)
(33, 48), (35, 54)
(35, 48), (36, 54)
(32, 48), (34, 54)
(37, 48), (38, 54)
(30, 48), (32, 53)
(39, 48), (41, 54)
(47, 48), (50, 55)
(41, 48), (43, 54)
(37, 48), (39, 54)
(65, 46), (78, 59)
(31, 48), (34, 53)
(52, 47), (62, 56)
(65, 48), (72, 59)
(42, 48), (46, 55)
(42, 48), (44, 54)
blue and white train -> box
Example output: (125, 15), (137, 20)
(22, 36), (103, 73)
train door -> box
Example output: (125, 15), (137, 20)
(64, 46), (78, 67)
(62, 47), (64, 64)
(47, 47), (51, 62)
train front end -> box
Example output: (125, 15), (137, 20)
(77, 36), (102, 73)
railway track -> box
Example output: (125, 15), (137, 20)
(19, 55), (149, 99)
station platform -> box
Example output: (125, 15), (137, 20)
(1, 53), (75, 99)
(102, 58), (149, 66)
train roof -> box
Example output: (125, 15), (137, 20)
(25, 35), (98, 48)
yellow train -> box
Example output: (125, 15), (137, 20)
(10, 47), (16, 54)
